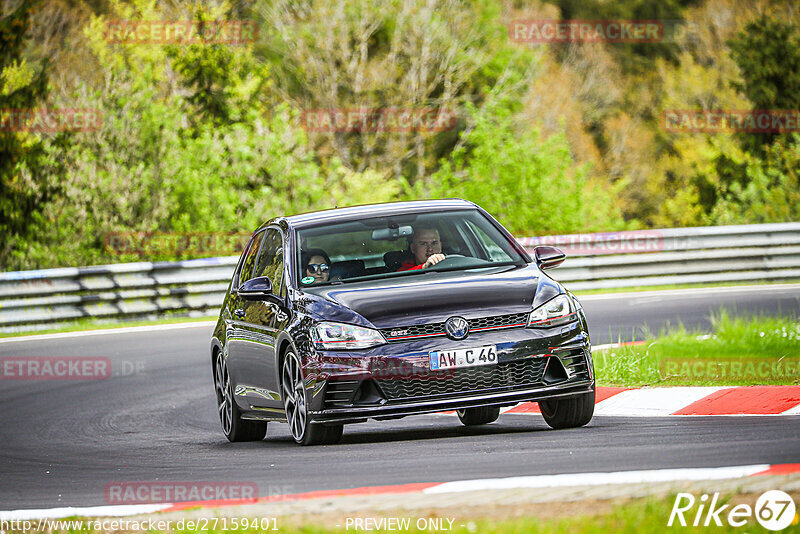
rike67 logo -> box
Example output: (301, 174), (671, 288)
(669, 490), (797, 530)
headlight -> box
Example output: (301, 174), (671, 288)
(312, 321), (387, 350)
(527, 294), (578, 328)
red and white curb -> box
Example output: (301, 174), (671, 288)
(3, 464), (799, 521)
(488, 385), (800, 417)
(433, 385), (800, 417)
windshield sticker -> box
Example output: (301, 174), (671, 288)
(301, 276), (315, 285)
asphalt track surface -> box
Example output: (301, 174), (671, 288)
(1, 284), (799, 510)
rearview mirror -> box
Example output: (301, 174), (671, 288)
(238, 276), (275, 301)
(534, 246), (566, 269)
(371, 225), (413, 241)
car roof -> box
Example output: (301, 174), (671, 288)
(266, 199), (479, 229)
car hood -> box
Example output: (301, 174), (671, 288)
(298, 264), (562, 329)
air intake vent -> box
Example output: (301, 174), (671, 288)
(559, 349), (591, 381)
(323, 380), (360, 408)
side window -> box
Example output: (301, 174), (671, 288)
(437, 222), (466, 256)
(254, 228), (284, 296)
(465, 221), (512, 262)
(237, 231), (265, 287)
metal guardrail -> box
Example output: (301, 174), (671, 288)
(1, 222), (799, 333)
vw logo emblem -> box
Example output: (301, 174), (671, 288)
(444, 316), (469, 340)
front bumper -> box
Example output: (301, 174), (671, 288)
(311, 380), (594, 423)
(304, 317), (595, 424)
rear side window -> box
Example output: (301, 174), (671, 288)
(237, 231), (264, 287)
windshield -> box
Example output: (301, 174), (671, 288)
(295, 209), (525, 287)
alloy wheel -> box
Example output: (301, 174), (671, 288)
(282, 352), (307, 441)
(215, 354), (233, 436)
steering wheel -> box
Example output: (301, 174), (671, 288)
(428, 254), (465, 269)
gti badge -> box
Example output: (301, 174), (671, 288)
(444, 316), (469, 340)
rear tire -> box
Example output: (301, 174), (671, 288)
(456, 406), (501, 426)
(539, 388), (595, 429)
(214, 353), (267, 442)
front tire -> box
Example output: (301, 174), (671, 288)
(282, 351), (343, 446)
(539, 388), (595, 429)
(456, 406), (500, 426)
(214, 353), (267, 442)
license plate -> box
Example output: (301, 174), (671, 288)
(429, 345), (498, 370)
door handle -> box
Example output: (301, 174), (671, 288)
(234, 308), (245, 318)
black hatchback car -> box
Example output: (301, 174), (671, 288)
(211, 199), (595, 445)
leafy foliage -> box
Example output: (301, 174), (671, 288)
(0, 2), (59, 267)
(728, 15), (800, 113)
(426, 96), (627, 234)
(1, 0), (799, 270)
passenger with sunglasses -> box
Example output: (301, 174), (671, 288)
(301, 248), (331, 285)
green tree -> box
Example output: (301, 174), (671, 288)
(22, 4), (331, 267)
(710, 134), (800, 224)
(426, 96), (627, 236)
(0, 2), (57, 268)
(728, 15), (800, 113)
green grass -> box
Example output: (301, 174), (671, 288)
(9, 493), (796, 533)
(250, 497), (795, 534)
(594, 310), (800, 387)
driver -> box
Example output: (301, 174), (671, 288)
(397, 226), (446, 271)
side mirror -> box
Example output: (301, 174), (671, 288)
(238, 276), (274, 301)
(534, 246), (566, 269)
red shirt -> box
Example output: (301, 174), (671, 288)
(397, 259), (425, 271)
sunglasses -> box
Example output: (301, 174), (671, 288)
(306, 263), (329, 274)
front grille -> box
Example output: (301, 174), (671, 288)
(470, 312), (529, 331)
(381, 323), (444, 340)
(380, 312), (529, 342)
(375, 357), (547, 400)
